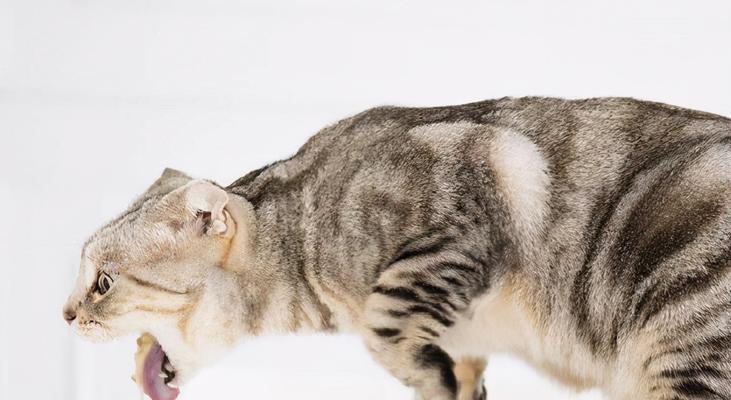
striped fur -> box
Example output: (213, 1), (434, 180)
(65, 97), (731, 399)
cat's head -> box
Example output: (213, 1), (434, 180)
(62, 168), (249, 389)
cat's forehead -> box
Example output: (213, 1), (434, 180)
(82, 231), (129, 275)
(86, 191), (171, 246)
(83, 203), (191, 273)
(82, 206), (155, 266)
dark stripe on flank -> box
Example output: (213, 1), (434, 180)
(673, 380), (721, 397)
(634, 236), (731, 328)
(650, 332), (731, 366)
(660, 365), (726, 381)
(570, 136), (719, 354)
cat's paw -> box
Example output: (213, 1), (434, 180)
(457, 381), (486, 400)
(472, 384), (486, 400)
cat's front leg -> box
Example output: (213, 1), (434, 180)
(362, 253), (487, 400)
(454, 357), (487, 400)
(408, 357), (487, 400)
(363, 317), (457, 400)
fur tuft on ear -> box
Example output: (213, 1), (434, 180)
(184, 180), (229, 235)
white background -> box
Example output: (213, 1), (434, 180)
(1, 1), (730, 399)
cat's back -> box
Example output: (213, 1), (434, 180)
(295, 97), (730, 188)
(238, 97), (730, 195)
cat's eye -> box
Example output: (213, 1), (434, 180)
(97, 272), (113, 295)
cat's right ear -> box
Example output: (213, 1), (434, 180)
(183, 180), (230, 236)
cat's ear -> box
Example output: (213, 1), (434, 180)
(131, 168), (193, 209)
(184, 180), (229, 236)
(145, 168), (192, 196)
(159, 167), (191, 181)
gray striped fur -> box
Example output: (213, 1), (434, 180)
(65, 97), (731, 400)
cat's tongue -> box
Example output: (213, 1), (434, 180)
(135, 334), (180, 400)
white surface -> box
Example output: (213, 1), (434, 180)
(1, 0), (729, 399)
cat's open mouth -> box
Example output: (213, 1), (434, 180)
(134, 334), (180, 400)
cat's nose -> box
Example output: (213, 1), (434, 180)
(63, 307), (76, 325)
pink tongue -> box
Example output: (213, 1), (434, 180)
(142, 344), (180, 400)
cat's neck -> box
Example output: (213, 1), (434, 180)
(223, 191), (337, 337)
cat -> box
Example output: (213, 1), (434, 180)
(63, 97), (731, 400)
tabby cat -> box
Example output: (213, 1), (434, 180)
(63, 97), (731, 400)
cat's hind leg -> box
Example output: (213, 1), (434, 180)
(639, 346), (731, 400)
(622, 257), (731, 399)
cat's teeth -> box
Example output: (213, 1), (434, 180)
(159, 373), (167, 378)
(162, 361), (173, 372)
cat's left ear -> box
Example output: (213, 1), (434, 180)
(184, 180), (229, 235)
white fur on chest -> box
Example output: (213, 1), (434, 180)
(437, 287), (610, 393)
